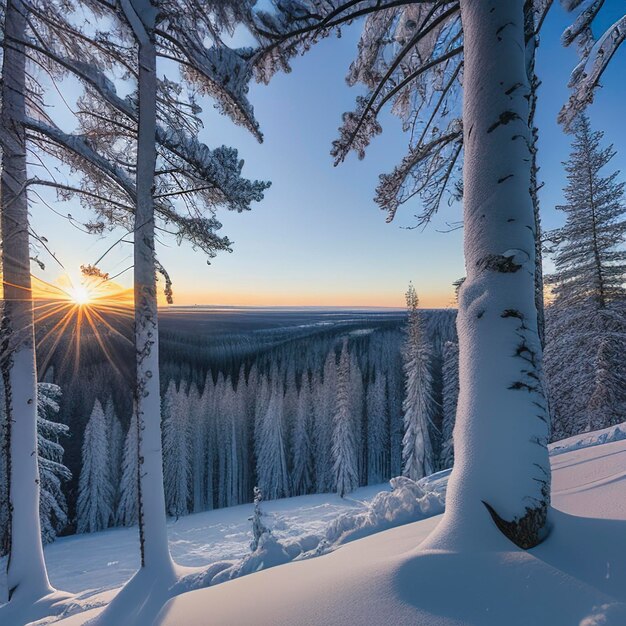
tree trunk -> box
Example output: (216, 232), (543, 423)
(121, 0), (173, 574)
(428, 0), (551, 550)
(0, 0), (52, 601)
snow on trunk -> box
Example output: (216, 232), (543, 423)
(428, 0), (550, 550)
(0, 0), (52, 602)
(124, 0), (174, 575)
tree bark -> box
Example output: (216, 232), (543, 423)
(121, 0), (173, 574)
(1, 0), (52, 601)
(428, 0), (551, 550)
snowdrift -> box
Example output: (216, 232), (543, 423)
(157, 439), (626, 626)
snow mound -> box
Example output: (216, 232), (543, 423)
(156, 439), (626, 626)
(316, 474), (446, 552)
(549, 422), (626, 456)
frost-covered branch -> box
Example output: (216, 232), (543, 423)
(559, 1), (626, 130)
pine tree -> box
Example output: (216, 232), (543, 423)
(77, 400), (114, 533)
(314, 353), (337, 492)
(188, 383), (207, 513)
(117, 413), (139, 527)
(333, 341), (359, 498)
(256, 381), (290, 501)
(290, 376), (314, 496)
(105, 398), (124, 513)
(402, 284), (436, 481)
(545, 115), (626, 439)
(349, 354), (365, 485)
(366, 368), (389, 485)
(37, 383), (70, 544)
(440, 342), (459, 470)
(162, 382), (191, 519)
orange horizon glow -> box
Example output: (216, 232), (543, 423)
(157, 288), (457, 310)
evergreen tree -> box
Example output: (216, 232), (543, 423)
(37, 383), (71, 544)
(366, 368), (389, 485)
(105, 398), (124, 512)
(314, 353), (337, 492)
(188, 383), (206, 513)
(440, 342), (459, 470)
(291, 376), (314, 496)
(77, 400), (114, 533)
(545, 115), (626, 439)
(402, 284), (436, 480)
(162, 382), (191, 519)
(332, 341), (359, 498)
(256, 381), (290, 501)
(117, 413), (139, 527)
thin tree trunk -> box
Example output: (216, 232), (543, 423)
(1, 0), (52, 602)
(428, 0), (551, 550)
(120, 0), (173, 574)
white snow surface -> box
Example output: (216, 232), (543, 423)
(157, 437), (626, 626)
(4, 427), (626, 625)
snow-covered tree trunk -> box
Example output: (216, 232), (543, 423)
(0, 0), (51, 601)
(120, 0), (173, 575)
(432, 0), (551, 550)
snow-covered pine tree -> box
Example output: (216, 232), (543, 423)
(401, 284), (436, 481)
(162, 382), (191, 519)
(105, 398), (124, 513)
(332, 340), (359, 498)
(314, 352), (337, 492)
(440, 341), (459, 470)
(544, 114), (626, 439)
(366, 367), (389, 485)
(36, 383), (70, 544)
(290, 375), (313, 496)
(116, 413), (139, 527)
(188, 383), (206, 513)
(76, 400), (114, 533)
(256, 381), (290, 501)
(202, 373), (216, 511)
(349, 353), (365, 485)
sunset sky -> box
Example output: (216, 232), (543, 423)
(30, 2), (626, 309)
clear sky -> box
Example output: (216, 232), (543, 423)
(30, 2), (626, 309)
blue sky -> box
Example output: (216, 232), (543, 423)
(31, 2), (626, 308)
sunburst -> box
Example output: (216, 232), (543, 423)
(29, 272), (135, 377)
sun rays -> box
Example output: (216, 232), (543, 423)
(25, 273), (135, 377)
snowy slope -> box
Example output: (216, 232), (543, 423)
(157, 439), (626, 626)
(16, 484), (390, 595)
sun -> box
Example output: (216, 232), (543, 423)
(68, 283), (92, 306)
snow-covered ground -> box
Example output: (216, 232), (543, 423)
(40, 484), (391, 594)
(3, 427), (626, 625)
(157, 437), (626, 626)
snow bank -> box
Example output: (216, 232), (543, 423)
(549, 422), (626, 456)
(156, 439), (626, 626)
